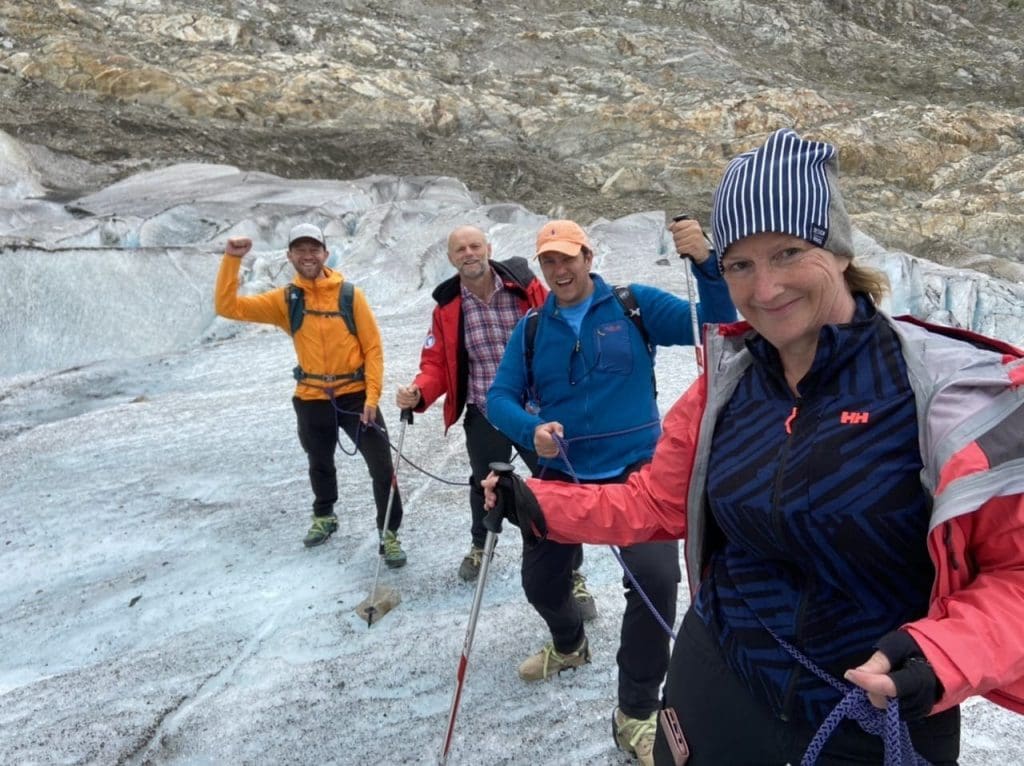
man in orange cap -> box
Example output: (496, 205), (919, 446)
(487, 217), (735, 766)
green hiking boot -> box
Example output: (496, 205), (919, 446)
(518, 636), (591, 681)
(458, 544), (484, 582)
(572, 570), (598, 622)
(303, 514), (338, 548)
(612, 708), (656, 766)
(382, 530), (407, 568)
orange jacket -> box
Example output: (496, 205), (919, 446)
(214, 255), (383, 404)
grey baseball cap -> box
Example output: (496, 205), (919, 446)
(288, 223), (326, 247)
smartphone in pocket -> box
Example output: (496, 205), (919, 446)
(658, 707), (690, 766)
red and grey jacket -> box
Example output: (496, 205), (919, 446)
(529, 311), (1024, 717)
(412, 257), (547, 431)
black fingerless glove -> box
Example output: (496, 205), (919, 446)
(875, 630), (944, 721)
(486, 471), (547, 545)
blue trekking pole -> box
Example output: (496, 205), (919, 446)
(439, 461), (514, 763)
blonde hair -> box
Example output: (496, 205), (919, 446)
(844, 262), (890, 305)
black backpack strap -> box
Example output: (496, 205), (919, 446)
(338, 280), (357, 336)
(286, 281), (357, 337)
(522, 309), (541, 411)
(286, 285), (304, 336)
(611, 284), (653, 357)
(612, 284), (657, 397)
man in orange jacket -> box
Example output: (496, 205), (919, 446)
(215, 223), (406, 563)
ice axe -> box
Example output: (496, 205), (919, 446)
(439, 461), (515, 763)
(671, 213), (709, 374)
(355, 408), (413, 626)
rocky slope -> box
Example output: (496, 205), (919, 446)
(1, 0), (1022, 276)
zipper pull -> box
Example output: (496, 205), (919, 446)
(784, 404), (799, 435)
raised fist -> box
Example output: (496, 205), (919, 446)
(225, 236), (253, 258)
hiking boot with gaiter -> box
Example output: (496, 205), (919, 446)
(518, 636), (591, 681)
(458, 545), (484, 581)
(303, 514), (338, 547)
(382, 530), (407, 568)
(612, 708), (656, 766)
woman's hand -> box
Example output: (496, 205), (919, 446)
(844, 651), (896, 709)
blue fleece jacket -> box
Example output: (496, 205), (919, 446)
(487, 263), (735, 478)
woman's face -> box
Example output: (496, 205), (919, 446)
(721, 232), (855, 361)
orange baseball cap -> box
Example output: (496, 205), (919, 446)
(535, 219), (590, 258)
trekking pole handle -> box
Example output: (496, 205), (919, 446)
(400, 408), (414, 424)
(671, 213), (715, 253)
(672, 213), (691, 254)
(483, 461), (515, 535)
(671, 214), (706, 373)
(489, 461), (514, 476)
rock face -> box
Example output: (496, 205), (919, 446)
(1, 0), (1022, 275)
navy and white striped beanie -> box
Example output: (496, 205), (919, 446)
(711, 128), (854, 271)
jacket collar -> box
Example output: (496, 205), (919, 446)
(745, 293), (880, 397)
(432, 258), (535, 307)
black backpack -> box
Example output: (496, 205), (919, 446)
(285, 280), (356, 336)
(285, 281), (364, 383)
(523, 285), (654, 401)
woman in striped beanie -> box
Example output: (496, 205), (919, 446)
(486, 128), (1024, 764)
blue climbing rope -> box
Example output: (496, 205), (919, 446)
(763, 625), (930, 766)
(550, 432), (677, 642)
(326, 397), (478, 487)
(326, 390), (362, 457)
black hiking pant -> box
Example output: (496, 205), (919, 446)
(522, 463), (680, 720)
(463, 404), (539, 549)
(653, 609), (961, 766)
(292, 393), (402, 532)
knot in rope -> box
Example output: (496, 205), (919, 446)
(766, 627), (930, 766)
(801, 688), (928, 766)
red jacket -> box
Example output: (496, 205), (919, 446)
(529, 314), (1024, 716)
(413, 258), (547, 430)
